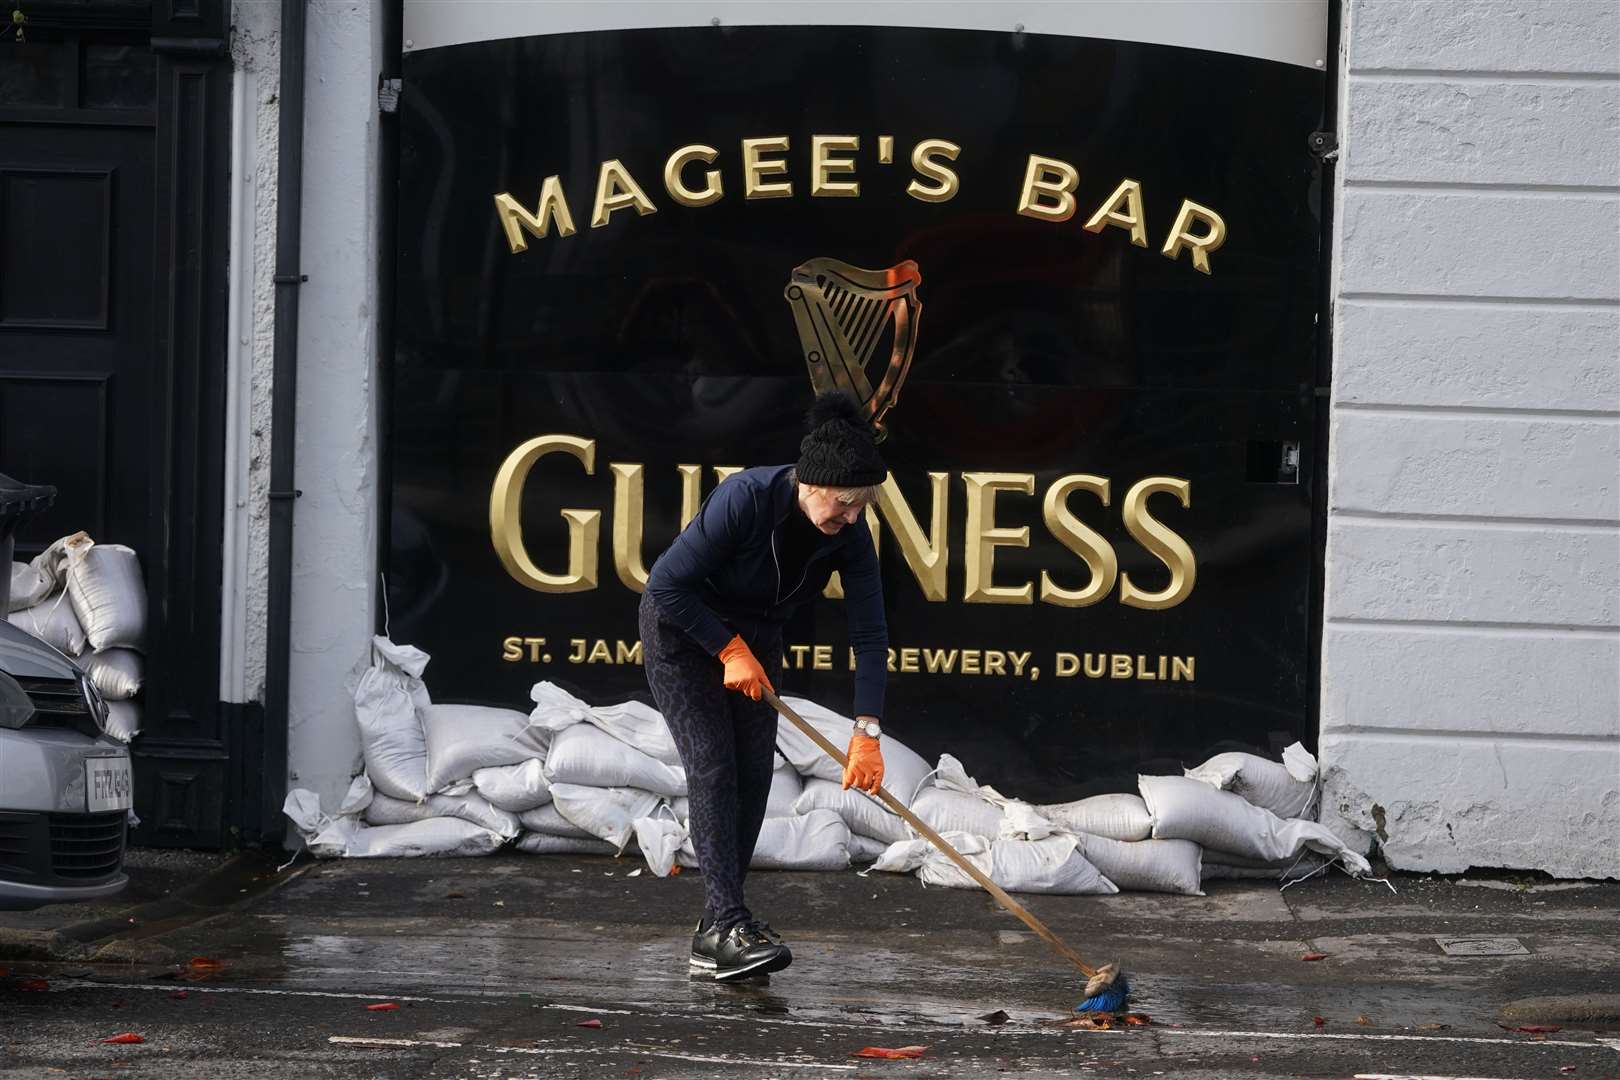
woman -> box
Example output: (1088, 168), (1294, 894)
(640, 391), (890, 981)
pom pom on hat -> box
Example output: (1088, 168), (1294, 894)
(796, 391), (887, 488)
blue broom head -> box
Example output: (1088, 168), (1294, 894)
(1073, 972), (1131, 1014)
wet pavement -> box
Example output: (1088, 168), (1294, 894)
(2, 853), (1618, 1077)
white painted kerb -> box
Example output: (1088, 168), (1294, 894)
(402, 0), (1330, 69)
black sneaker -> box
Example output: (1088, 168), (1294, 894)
(713, 920), (792, 982)
(689, 916), (720, 976)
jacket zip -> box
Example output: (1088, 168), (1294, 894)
(771, 520), (813, 607)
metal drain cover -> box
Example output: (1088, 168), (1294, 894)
(1436, 936), (1530, 956)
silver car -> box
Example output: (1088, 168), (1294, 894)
(0, 618), (130, 910)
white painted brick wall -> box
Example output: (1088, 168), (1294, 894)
(1339, 193), (1618, 299)
(1324, 0), (1620, 879)
(1332, 413), (1619, 520)
(1336, 303), (1620, 410)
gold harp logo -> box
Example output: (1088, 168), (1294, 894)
(784, 258), (922, 441)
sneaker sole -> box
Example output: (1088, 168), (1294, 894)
(714, 949), (792, 982)
(689, 952), (717, 975)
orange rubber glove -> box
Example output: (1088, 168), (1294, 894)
(842, 731), (885, 795)
(718, 634), (774, 700)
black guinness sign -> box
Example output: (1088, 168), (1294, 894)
(392, 24), (1328, 800)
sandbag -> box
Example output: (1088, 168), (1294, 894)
(515, 832), (618, 856)
(933, 835), (1116, 895)
(311, 816), (505, 859)
(529, 681), (681, 765)
(794, 778), (908, 844)
(64, 540), (146, 651)
(633, 813), (698, 876)
(283, 788), (327, 837)
(774, 697), (934, 804)
(336, 775), (374, 816)
(911, 787), (1005, 838)
(1072, 834), (1203, 896)
(848, 832), (888, 863)
(9, 561), (55, 613)
(519, 803), (595, 839)
(543, 722), (685, 797)
(1185, 743), (1318, 819)
(9, 596), (87, 655)
(1037, 793), (1153, 842)
(422, 703), (548, 793)
(765, 763), (803, 818)
(9, 534), (84, 614)
(84, 647), (143, 700)
(998, 800), (1056, 841)
(771, 697), (857, 781)
(1139, 774), (1370, 875)
(750, 810), (851, 871)
(873, 832), (1117, 895)
(472, 759), (552, 812)
(102, 700), (140, 743)
(363, 789), (521, 839)
(353, 636), (433, 802)
(549, 783), (663, 853)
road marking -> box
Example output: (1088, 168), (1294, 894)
(1354, 1074), (1530, 1079)
(47, 979), (507, 1007)
(540, 1003), (636, 1016)
(492, 1046), (858, 1070)
(330, 1036), (464, 1049)
(1161, 1030), (1598, 1050)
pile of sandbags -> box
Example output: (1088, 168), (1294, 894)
(9, 532), (146, 742)
(283, 635), (1369, 894)
(286, 637), (547, 858)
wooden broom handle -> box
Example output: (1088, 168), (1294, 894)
(761, 689), (1097, 978)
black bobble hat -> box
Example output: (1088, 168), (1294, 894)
(795, 391), (887, 488)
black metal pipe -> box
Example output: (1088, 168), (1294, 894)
(374, 0), (402, 635)
(1306, 0), (1343, 748)
(263, 0), (308, 840)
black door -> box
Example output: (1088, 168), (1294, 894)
(0, 28), (156, 558)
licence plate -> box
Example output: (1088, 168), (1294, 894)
(86, 757), (133, 813)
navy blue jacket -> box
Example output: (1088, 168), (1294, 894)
(645, 465), (888, 720)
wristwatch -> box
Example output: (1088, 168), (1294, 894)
(853, 717), (882, 739)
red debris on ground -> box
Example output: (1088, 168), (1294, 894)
(852, 1046), (928, 1059)
(168, 991), (189, 1000)
(15, 978), (49, 992)
(1313, 1016), (1327, 1027)
(366, 1002), (400, 1012)
(100, 1033), (145, 1045)
(1498, 1022), (1561, 1034)
(1301, 952), (1328, 962)
(577, 1019), (603, 1029)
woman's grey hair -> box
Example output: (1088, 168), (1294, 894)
(789, 468), (880, 506)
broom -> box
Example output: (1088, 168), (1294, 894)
(762, 689), (1131, 1012)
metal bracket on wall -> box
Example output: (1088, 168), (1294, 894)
(378, 77), (402, 115)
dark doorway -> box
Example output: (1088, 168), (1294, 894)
(0, 2), (242, 848)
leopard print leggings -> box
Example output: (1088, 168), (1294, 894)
(638, 593), (782, 932)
